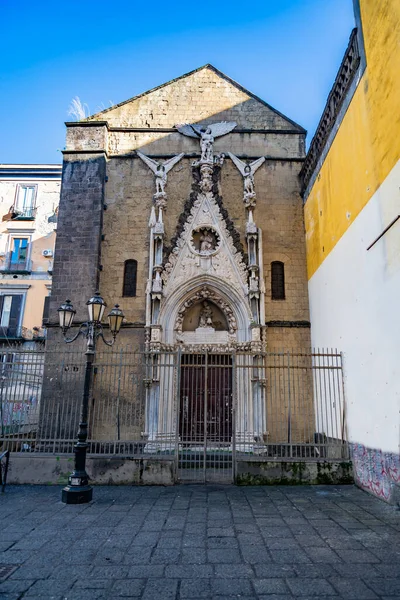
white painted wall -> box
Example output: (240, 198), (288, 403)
(308, 160), (400, 453)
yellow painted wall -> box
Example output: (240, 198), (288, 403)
(305, 0), (400, 279)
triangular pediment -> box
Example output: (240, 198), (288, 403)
(162, 188), (249, 300)
(86, 64), (305, 132)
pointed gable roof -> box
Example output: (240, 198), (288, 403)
(86, 64), (305, 132)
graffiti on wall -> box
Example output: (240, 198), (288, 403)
(351, 443), (400, 501)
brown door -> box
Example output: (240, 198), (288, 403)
(179, 354), (232, 444)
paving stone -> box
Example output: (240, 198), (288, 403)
(214, 564), (255, 578)
(264, 537), (302, 550)
(295, 534), (327, 548)
(10, 566), (54, 580)
(334, 548), (381, 563)
(181, 547), (207, 564)
(254, 564), (296, 578)
(109, 578), (145, 596)
(253, 578), (290, 594)
(367, 579), (400, 596)
(271, 549), (312, 564)
(90, 566), (130, 578)
(165, 564), (213, 578)
(23, 579), (74, 596)
(333, 563), (382, 579)
(62, 590), (107, 599)
(179, 578), (211, 598)
(260, 526), (294, 539)
(151, 547), (181, 564)
(207, 537), (238, 549)
(124, 547), (154, 564)
(328, 577), (379, 598)
(73, 579), (110, 589)
(286, 577), (337, 596)
(240, 545), (271, 564)
(0, 578), (35, 593)
(208, 548), (242, 563)
(142, 578), (178, 600)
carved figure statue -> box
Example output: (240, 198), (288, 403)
(136, 151), (184, 196)
(198, 301), (214, 328)
(199, 229), (215, 254)
(175, 122), (237, 163)
(227, 153), (266, 206)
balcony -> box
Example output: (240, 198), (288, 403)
(0, 325), (46, 341)
(11, 207), (37, 220)
(0, 253), (32, 274)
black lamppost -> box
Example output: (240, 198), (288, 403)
(58, 291), (124, 504)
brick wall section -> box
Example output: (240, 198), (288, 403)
(49, 154), (106, 323)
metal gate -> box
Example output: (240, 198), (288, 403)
(177, 353), (235, 483)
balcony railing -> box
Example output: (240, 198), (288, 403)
(11, 207), (37, 220)
(0, 326), (46, 340)
(0, 253), (32, 274)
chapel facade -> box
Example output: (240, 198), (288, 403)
(45, 65), (311, 454)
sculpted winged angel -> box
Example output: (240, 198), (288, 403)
(175, 122), (237, 163)
(136, 151), (184, 196)
(227, 152), (265, 204)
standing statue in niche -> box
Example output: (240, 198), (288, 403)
(136, 151), (184, 197)
(198, 301), (214, 329)
(227, 152), (266, 207)
(175, 122), (237, 163)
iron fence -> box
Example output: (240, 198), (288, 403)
(0, 346), (349, 481)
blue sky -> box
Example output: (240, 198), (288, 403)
(1, 0), (355, 164)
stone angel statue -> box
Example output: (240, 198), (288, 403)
(136, 151), (184, 196)
(227, 152), (265, 205)
(175, 122), (237, 163)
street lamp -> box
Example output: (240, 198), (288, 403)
(58, 291), (125, 504)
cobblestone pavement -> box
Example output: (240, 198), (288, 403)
(0, 485), (399, 600)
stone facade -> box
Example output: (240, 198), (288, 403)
(44, 65), (311, 451)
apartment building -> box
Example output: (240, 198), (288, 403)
(0, 164), (61, 344)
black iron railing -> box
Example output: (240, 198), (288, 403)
(0, 253), (32, 273)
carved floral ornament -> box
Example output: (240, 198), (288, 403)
(174, 287), (237, 335)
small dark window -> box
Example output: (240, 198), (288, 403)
(271, 261), (285, 300)
(42, 296), (51, 325)
(123, 260), (137, 297)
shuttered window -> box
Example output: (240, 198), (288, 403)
(0, 294), (23, 337)
(271, 262), (285, 300)
(123, 260), (137, 297)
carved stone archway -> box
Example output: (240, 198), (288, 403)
(158, 275), (253, 347)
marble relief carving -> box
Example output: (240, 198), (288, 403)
(175, 122), (237, 164)
(136, 151), (184, 208)
(227, 153), (265, 208)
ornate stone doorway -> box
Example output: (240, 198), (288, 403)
(179, 354), (233, 444)
(178, 353), (234, 482)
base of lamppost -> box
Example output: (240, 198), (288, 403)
(62, 484), (93, 504)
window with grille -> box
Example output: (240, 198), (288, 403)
(271, 261), (285, 300)
(123, 260), (137, 297)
